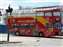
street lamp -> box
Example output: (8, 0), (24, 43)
(6, 5), (13, 42)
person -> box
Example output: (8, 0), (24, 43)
(0, 11), (2, 16)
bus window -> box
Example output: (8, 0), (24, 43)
(45, 12), (52, 16)
(37, 12), (44, 16)
(61, 12), (63, 16)
(53, 12), (60, 16)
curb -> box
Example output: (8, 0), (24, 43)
(0, 41), (21, 44)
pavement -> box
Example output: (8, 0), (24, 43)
(0, 33), (63, 47)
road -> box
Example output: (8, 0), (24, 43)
(0, 33), (63, 47)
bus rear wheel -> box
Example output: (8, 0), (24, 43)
(39, 32), (44, 37)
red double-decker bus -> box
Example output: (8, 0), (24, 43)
(7, 6), (62, 37)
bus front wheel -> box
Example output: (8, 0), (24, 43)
(15, 31), (20, 36)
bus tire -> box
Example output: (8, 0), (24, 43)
(15, 31), (20, 36)
(39, 32), (44, 37)
(55, 32), (59, 35)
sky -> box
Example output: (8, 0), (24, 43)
(0, 0), (63, 9)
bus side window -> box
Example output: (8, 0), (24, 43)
(53, 12), (60, 16)
(45, 12), (52, 16)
